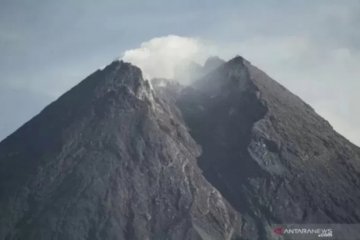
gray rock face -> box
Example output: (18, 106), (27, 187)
(177, 56), (360, 238)
(0, 56), (360, 240)
(0, 61), (241, 240)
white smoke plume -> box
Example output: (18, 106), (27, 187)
(122, 35), (208, 81)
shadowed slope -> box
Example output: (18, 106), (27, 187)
(177, 56), (360, 238)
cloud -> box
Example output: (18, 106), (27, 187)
(122, 35), (208, 80)
(1, 0), (359, 147)
(121, 32), (360, 146)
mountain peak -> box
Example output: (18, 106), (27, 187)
(91, 60), (152, 102)
(227, 55), (249, 65)
(177, 55), (360, 238)
(203, 56), (225, 71)
(0, 58), (242, 240)
(1, 54), (360, 240)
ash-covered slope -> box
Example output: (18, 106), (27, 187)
(177, 56), (360, 238)
(1, 55), (360, 240)
(0, 61), (242, 240)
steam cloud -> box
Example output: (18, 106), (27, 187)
(122, 35), (208, 81)
(121, 34), (360, 146)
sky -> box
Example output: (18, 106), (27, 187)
(0, 0), (359, 145)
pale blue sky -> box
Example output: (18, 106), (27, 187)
(1, 0), (359, 145)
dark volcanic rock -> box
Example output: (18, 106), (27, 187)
(202, 56), (225, 74)
(177, 56), (360, 238)
(0, 61), (242, 240)
(1, 55), (360, 240)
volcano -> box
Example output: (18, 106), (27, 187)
(0, 56), (359, 240)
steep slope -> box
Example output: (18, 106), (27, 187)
(0, 61), (242, 240)
(177, 56), (360, 238)
(1, 55), (360, 240)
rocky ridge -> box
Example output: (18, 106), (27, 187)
(0, 56), (359, 240)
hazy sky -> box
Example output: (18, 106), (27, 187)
(0, 0), (359, 145)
